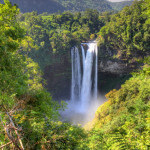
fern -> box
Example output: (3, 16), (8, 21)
(107, 132), (130, 150)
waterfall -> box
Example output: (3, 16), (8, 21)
(71, 42), (98, 111)
(81, 45), (85, 71)
(71, 47), (81, 102)
(94, 44), (98, 99)
(80, 43), (95, 110)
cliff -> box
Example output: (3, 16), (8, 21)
(98, 45), (142, 75)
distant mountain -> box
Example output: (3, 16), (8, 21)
(55, 0), (113, 12)
(110, 1), (133, 11)
(0, 0), (133, 14)
(0, 0), (65, 14)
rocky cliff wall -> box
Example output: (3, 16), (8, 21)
(98, 45), (142, 75)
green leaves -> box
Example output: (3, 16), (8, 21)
(0, 93), (15, 109)
(0, 1), (64, 149)
(91, 63), (150, 149)
(0, 0), (25, 53)
(98, 0), (150, 61)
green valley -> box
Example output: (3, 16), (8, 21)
(0, 0), (150, 149)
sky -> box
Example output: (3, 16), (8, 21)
(107, 0), (132, 2)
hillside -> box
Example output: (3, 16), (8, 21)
(110, 1), (133, 11)
(0, 0), (65, 13)
(0, 0), (133, 13)
(55, 0), (112, 12)
(85, 65), (150, 149)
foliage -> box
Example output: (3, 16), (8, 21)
(0, 0), (113, 14)
(0, 0), (134, 14)
(98, 0), (150, 62)
(32, 121), (88, 150)
(110, 1), (133, 11)
(86, 3), (150, 147)
(56, 0), (113, 12)
(17, 9), (109, 99)
(0, 2), (90, 150)
(0, 1), (64, 149)
(18, 9), (104, 68)
(88, 64), (150, 149)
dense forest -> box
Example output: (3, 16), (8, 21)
(0, 0), (150, 149)
(110, 1), (133, 11)
(0, 0), (133, 13)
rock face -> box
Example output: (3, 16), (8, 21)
(97, 45), (142, 94)
(99, 60), (139, 74)
(98, 46), (141, 75)
(100, 60), (127, 74)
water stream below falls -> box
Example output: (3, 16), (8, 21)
(61, 42), (103, 125)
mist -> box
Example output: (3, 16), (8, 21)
(60, 94), (106, 126)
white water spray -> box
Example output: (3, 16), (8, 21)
(61, 42), (100, 126)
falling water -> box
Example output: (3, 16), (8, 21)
(71, 42), (98, 109)
(61, 42), (101, 125)
(81, 45), (86, 71)
(71, 47), (81, 102)
(80, 43), (96, 111)
(94, 44), (98, 99)
(61, 42), (99, 125)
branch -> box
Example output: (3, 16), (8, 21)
(7, 124), (22, 131)
(0, 142), (12, 149)
(1, 105), (24, 150)
(5, 126), (22, 150)
(0, 115), (21, 150)
(6, 113), (24, 150)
